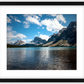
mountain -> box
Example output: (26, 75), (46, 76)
(50, 40), (70, 47)
(14, 40), (26, 45)
(43, 21), (76, 47)
(42, 41), (54, 47)
(57, 28), (66, 36)
(21, 37), (46, 47)
(46, 33), (57, 43)
(54, 21), (76, 44)
(67, 21), (76, 29)
(46, 28), (66, 44)
(31, 36), (46, 45)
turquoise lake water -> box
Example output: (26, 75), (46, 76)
(7, 47), (76, 70)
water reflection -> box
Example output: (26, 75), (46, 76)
(7, 47), (76, 70)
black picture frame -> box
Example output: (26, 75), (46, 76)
(0, 2), (84, 82)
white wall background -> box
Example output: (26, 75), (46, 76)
(0, 6), (84, 78)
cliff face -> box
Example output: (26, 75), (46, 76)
(46, 33), (57, 43)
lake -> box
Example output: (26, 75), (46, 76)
(7, 47), (76, 70)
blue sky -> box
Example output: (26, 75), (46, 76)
(7, 14), (76, 44)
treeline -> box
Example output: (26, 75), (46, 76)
(7, 44), (29, 48)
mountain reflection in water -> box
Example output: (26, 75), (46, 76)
(7, 47), (76, 70)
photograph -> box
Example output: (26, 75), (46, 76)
(7, 14), (76, 70)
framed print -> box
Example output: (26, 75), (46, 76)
(0, 2), (84, 82)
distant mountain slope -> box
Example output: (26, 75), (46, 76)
(21, 37), (46, 47)
(31, 36), (46, 45)
(42, 41), (54, 47)
(14, 40), (26, 45)
(50, 40), (70, 47)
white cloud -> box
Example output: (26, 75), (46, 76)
(22, 39), (32, 43)
(23, 21), (28, 24)
(49, 14), (66, 23)
(35, 35), (37, 37)
(15, 18), (21, 23)
(7, 26), (12, 31)
(26, 39), (32, 41)
(7, 16), (11, 23)
(50, 14), (57, 17)
(7, 40), (15, 44)
(7, 26), (16, 40)
(10, 15), (13, 19)
(42, 27), (44, 29)
(37, 27), (40, 29)
(23, 14), (66, 33)
(23, 14), (41, 28)
(56, 14), (66, 23)
(14, 33), (26, 39)
(7, 26), (27, 43)
(7, 32), (15, 39)
(23, 14), (29, 17)
(23, 14), (36, 17)
(23, 21), (29, 28)
(41, 18), (64, 33)
(24, 25), (29, 28)
(7, 32), (26, 39)
(38, 14), (42, 17)
(39, 34), (49, 41)
(38, 32), (40, 33)
(26, 15), (41, 26)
